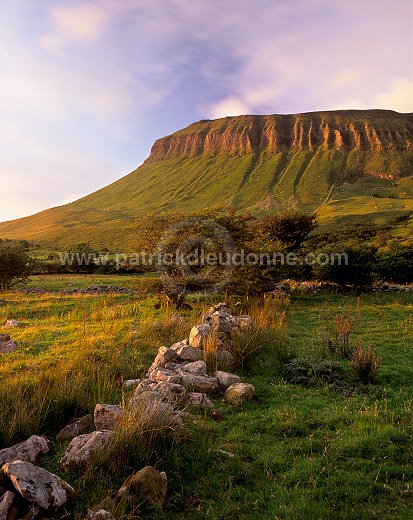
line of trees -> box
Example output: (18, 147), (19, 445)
(0, 212), (412, 292)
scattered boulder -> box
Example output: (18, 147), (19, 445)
(0, 436), (49, 466)
(60, 431), (113, 471)
(223, 383), (256, 405)
(0, 335), (10, 342)
(216, 371), (241, 389)
(2, 461), (74, 510)
(188, 324), (210, 349)
(181, 373), (218, 393)
(4, 320), (18, 328)
(0, 341), (18, 354)
(117, 466), (167, 513)
(179, 392), (214, 409)
(0, 490), (14, 520)
(56, 414), (94, 442)
(94, 404), (122, 431)
(180, 360), (207, 375)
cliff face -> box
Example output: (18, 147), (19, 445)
(147, 110), (413, 162)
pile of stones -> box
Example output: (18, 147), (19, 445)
(371, 281), (412, 293)
(23, 286), (132, 295)
(0, 302), (256, 519)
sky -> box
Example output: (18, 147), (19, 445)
(0, 0), (412, 222)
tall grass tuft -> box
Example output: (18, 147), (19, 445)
(349, 341), (382, 383)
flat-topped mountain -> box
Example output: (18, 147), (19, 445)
(0, 110), (412, 248)
(148, 110), (413, 162)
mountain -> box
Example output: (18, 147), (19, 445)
(1, 109), (412, 249)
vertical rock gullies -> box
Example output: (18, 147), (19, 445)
(145, 110), (413, 163)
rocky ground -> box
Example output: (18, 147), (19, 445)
(0, 302), (256, 519)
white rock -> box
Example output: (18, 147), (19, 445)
(223, 383), (256, 405)
(0, 491), (14, 520)
(124, 378), (141, 388)
(4, 320), (18, 328)
(86, 509), (114, 520)
(56, 414), (94, 442)
(179, 392), (214, 409)
(170, 339), (189, 350)
(188, 324), (210, 349)
(149, 367), (182, 384)
(147, 347), (177, 374)
(131, 391), (163, 407)
(180, 360), (207, 375)
(153, 381), (186, 403)
(60, 430), (113, 471)
(117, 466), (167, 512)
(176, 345), (204, 362)
(94, 404), (122, 430)
(0, 435), (49, 466)
(215, 370), (241, 388)
(2, 461), (74, 510)
(180, 373), (218, 393)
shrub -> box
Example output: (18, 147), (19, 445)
(376, 243), (413, 283)
(312, 244), (377, 290)
(0, 244), (35, 290)
(283, 356), (346, 386)
(326, 314), (353, 358)
(349, 342), (382, 383)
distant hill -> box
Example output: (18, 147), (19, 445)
(0, 109), (412, 249)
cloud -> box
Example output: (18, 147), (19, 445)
(375, 79), (413, 113)
(40, 3), (110, 49)
(209, 97), (251, 118)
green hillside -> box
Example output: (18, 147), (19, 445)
(0, 110), (412, 249)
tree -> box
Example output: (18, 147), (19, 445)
(376, 243), (413, 283)
(132, 208), (316, 298)
(132, 208), (254, 304)
(312, 243), (377, 290)
(64, 242), (98, 273)
(0, 244), (35, 290)
(230, 210), (317, 294)
(251, 210), (317, 251)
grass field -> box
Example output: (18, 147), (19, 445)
(0, 275), (412, 518)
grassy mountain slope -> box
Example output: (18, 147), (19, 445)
(0, 110), (412, 249)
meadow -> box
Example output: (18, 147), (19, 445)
(0, 274), (412, 519)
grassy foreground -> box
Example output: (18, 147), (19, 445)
(0, 274), (412, 519)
